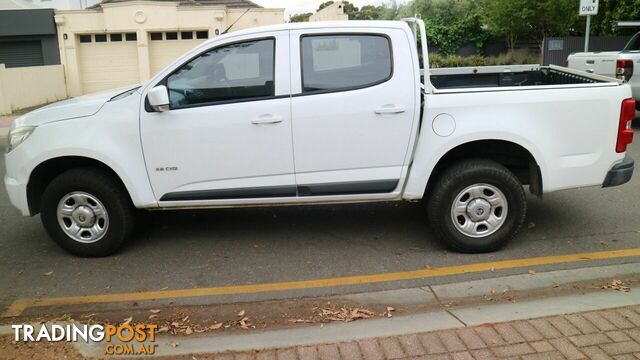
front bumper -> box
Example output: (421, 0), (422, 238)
(4, 175), (30, 216)
(603, 156), (634, 188)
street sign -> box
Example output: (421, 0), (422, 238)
(580, 0), (599, 16)
(580, 0), (599, 51)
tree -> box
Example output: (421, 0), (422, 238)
(590, 0), (640, 36)
(481, 0), (581, 50)
(290, 12), (312, 23)
(481, 0), (531, 51)
(408, 0), (487, 55)
(353, 5), (386, 20)
(318, 1), (334, 10)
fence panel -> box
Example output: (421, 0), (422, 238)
(543, 36), (631, 66)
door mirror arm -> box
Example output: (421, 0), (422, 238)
(148, 85), (170, 112)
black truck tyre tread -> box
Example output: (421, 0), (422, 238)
(40, 167), (135, 257)
(426, 159), (527, 253)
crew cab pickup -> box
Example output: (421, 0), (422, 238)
(568, 31), (640, 106)
(4, 19), (635, 257)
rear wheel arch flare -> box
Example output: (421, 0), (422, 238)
(426, 140), (543, 198)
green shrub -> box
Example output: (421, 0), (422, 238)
(428, 50), (541, 68)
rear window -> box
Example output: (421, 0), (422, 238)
(301, 34), (392, 93)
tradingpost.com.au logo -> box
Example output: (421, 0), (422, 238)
(12, 323), (158, 355)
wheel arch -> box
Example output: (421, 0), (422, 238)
(424, 139), (544, 199)
(27, 156), (134, 215)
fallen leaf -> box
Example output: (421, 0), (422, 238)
(237, 310), (245, 317)
(148, 314), (158, 320)
(288, 319), (310, 323)
(208, 323), (223, 330)
(149, 309), (161, 314)
(490, 288), (497, 295)
(527, 222), (536, 229)
(169, 342), (179, 348)
(528, 270), (536, 275)
(602, 279), (630, 292)
(185, 327), (193, 335)
(122, 317), (133, 325)
(43, 271), (54, 276)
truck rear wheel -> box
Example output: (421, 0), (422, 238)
(426, 159), (526, 253)
(40, 168), (135, 257)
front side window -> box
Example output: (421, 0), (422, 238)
(301, 34), (392, 93)
(167, 38), (275, 108)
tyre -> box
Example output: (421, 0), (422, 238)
(426, 159), (526, 253)
(40, 168), (135, 257)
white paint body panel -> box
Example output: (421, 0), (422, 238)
(3, 20), (632, 216)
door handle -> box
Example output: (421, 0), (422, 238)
(374, 105), (406, 115)
(251, 114), (283, 125)
(586, 69), (595, 73)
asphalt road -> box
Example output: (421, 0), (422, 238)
(1, 125), (640, 315)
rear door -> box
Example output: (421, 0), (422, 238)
(289, 27), (417, 197)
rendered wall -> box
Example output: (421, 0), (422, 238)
(0, 64), (67, 115)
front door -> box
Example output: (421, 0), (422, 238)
(140, 31), (295, 205)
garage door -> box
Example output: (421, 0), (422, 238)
(149, 31), (209, 76)
(77, 33), (140, 94)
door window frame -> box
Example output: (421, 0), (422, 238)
(146, 36), (279, 112)
(298, 32), (394, 96)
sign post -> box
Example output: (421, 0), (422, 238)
(580, 0), (599, 52)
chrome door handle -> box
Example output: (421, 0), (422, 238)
(374, 105), (406, 115)
(586, 69), (595, 73)
(252, 114), (283, 124)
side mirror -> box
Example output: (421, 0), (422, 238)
(148, 85), (170, 112)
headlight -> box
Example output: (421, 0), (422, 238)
(7, 126), (36, 153)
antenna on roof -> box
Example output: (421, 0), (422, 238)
(222, 8), (251, 35)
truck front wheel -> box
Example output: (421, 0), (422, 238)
(426, 159), (527, 253)
(40, 168), (135, 257)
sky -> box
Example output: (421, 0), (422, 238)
(254, 0), (408, 19)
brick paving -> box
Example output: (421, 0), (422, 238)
(204, 306), (640, 360)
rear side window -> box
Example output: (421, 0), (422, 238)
(301, 34), (392, 93)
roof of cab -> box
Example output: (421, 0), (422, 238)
(216, 20), (411, 41)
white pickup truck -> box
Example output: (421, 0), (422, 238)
(4, 19), (636, 257)
(567, 32), (640, 106)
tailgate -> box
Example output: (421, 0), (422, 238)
(568, 52), (618, 78)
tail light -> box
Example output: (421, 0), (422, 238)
(616, 59), (634, 81)
(616, 98), (635, 153)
